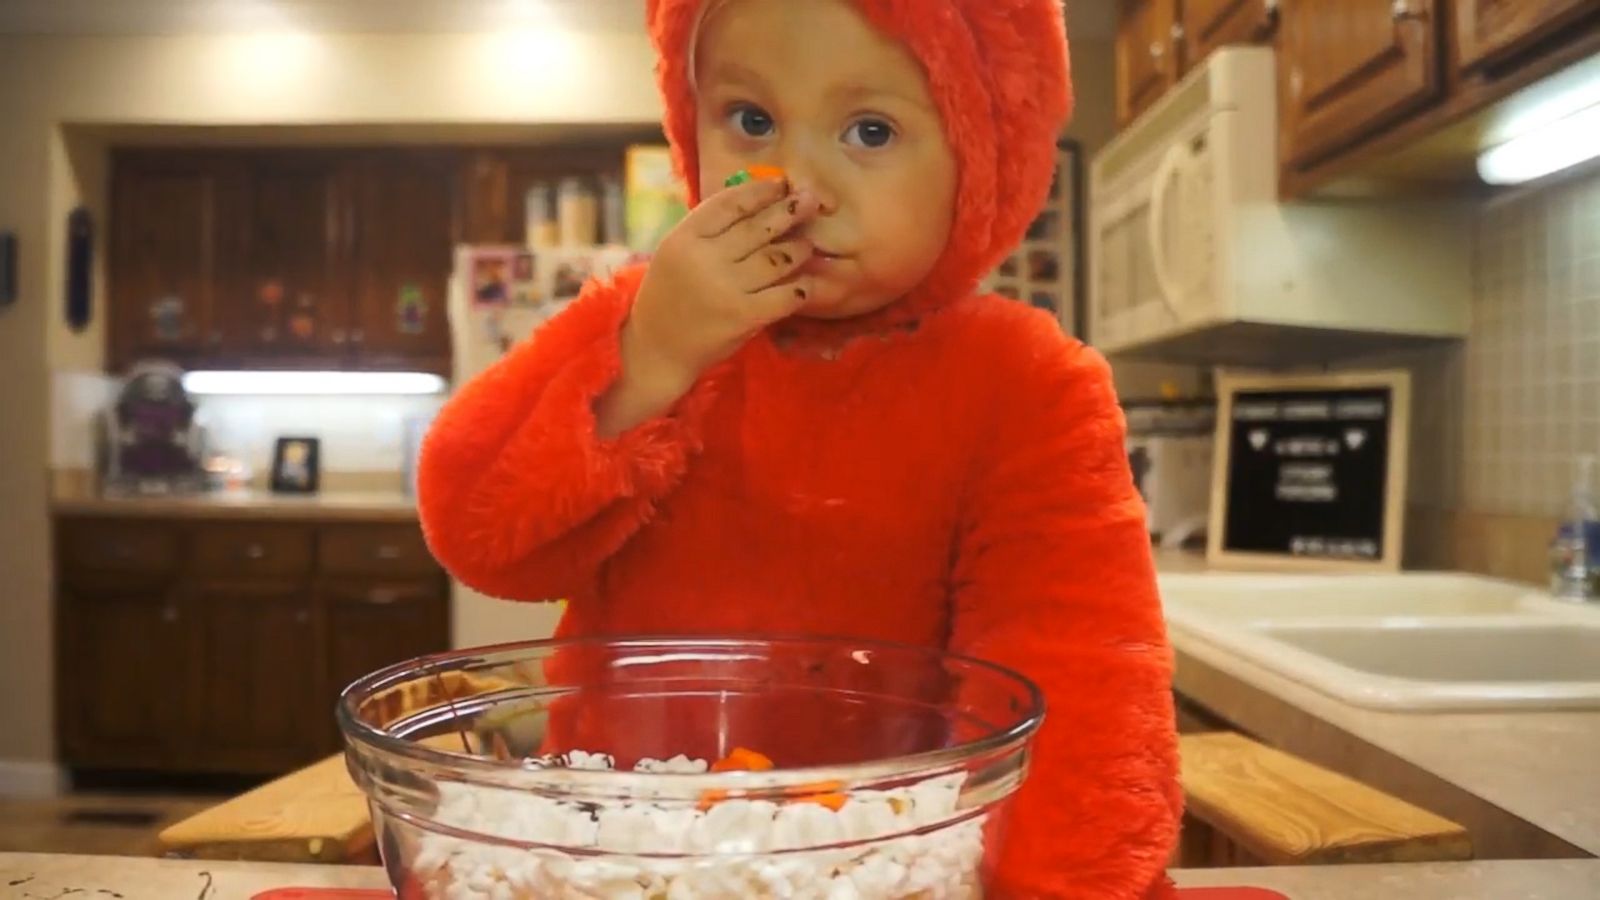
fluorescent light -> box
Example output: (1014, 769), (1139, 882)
(1478, 98), (1600, 185)
(182, 371), (447, 396)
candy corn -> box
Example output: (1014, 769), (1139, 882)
(724, 165), (787, 187)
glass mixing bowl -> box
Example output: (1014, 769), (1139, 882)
(338, 636), (1044, 899)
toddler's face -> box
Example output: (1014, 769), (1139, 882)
(694, 0), (958, 319)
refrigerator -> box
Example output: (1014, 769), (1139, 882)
(445, 242), (640, 649)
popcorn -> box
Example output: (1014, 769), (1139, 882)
(403, 752), (987, 899)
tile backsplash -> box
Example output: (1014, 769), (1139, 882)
(1461, 166), (1600, 517)
(51, 369), (444, 480)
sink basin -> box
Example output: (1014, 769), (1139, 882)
(1263, 622), (1600, 684)
(1159, 572), (1535, 621)
(1162, 572), (1600, 711)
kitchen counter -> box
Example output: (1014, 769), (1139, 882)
(51, 484), (419, 522)
(1159, 561), (1600, 859)
(4, 853), (1599, 898)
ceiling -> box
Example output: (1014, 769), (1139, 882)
(0, 0), (647, 34)
(0, 0), (1116, 38)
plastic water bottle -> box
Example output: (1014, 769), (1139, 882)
(1551, 454), (1599, 601)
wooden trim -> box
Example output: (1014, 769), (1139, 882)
(1180, 731), (1472, 865)
(1206, 368), (1412, 573)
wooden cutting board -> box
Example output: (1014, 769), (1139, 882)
(158, 754), (374, 864)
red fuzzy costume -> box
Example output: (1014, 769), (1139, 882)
(418, 0), (1182, 895)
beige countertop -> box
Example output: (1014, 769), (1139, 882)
(52, 486), (420, 522)
(3, 853), (1598, 898)
(1155, 554), (1600, 858)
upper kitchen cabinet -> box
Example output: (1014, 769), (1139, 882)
(347, 152), (457, 373)
(1181, 0), (1277, 68)
(1278, 0), (1444, 170)
(109, 148), (459, 375)
(218, 154), (352, 367)
(1274, 1), (1600, 196)
(1454, 0), (1598, 73)
(109, 155), (223, 368)
(1117, 0), (1183, 127)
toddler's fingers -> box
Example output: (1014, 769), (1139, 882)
(726, 191), (819, 262)
(736, 239), (813, 294)
(746, 276), (814, 323)
(691, 177), (789, 239)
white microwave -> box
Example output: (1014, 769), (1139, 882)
(1088, 47), (1472, 366)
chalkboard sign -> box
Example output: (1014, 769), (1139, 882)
(1207, 370), (1410, 572)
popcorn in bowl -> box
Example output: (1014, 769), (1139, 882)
(338, 638), (1043, 900)
(409, 751), (986, 900)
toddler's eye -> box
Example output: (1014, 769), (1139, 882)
(726, 103), (775, 138)
(843, 118), (896, 149)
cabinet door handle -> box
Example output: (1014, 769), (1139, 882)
(1149, 41), (1166, 60)
(294, 610), (311, 626)
(374, 545), (402, 561)
(366, 589), (401, 605)
(106, 542), (135, 561)
(208, 330), (223, 346)
(162, 605), (180, 624)
(331, 329), (347, 345)
(243, 543), (267, 560)
(351, 328), (365, 344)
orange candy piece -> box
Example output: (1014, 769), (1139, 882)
(747, 165), (787, 182)
(697, 750), (851, 812)
(710, 746), (775, 772)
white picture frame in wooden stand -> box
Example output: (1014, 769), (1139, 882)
(1207, 369), (1412, 573)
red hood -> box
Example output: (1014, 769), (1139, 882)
(647, 0), (1073, 333)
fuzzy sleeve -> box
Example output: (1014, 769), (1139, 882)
(417, 264), (716, 603)
(949, 334), (1181, 899)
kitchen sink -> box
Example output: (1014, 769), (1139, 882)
(1262, 622), (1600, 684)
(1158, 572), (1536, 621)
(1162, 573), (1600, 711)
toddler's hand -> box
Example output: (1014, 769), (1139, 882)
(626, 176), (820, 379)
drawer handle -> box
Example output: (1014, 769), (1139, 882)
(162, 606), (180, 624)
(366, 589), (401, 605)
(294, 610), (311, 626)
(243, 543), (267, 561)
(373, 545), (403, 561)
(106, 542), (135, 560)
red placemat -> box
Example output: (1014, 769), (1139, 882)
(254, 892), (393, 900)
(256, 883), (1292, 890)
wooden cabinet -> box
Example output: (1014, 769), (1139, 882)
(110, 148), (458, 375)
(1279, 0), (1444, 169)
(55, 516), (450, 777)
(110, 158), (222, 366)
(220, 157), (352, 365)
(1453, 0), (1599, 72)
(322, 578), (449, 746)
(1181, 0), (1275, 65)
(192, 580), (321, 771)
(1117, 0), (1183, 127)
(349, 154), (456, 371)
(56, 579), (190, 769)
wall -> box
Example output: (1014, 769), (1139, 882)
(1382, 165), (1600, 583)
(1463, 167), (1600, 516)
(0, 28), (662, 793)
(50, 371), (446, 480)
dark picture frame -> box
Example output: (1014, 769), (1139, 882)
(270, 436), (321, 494)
